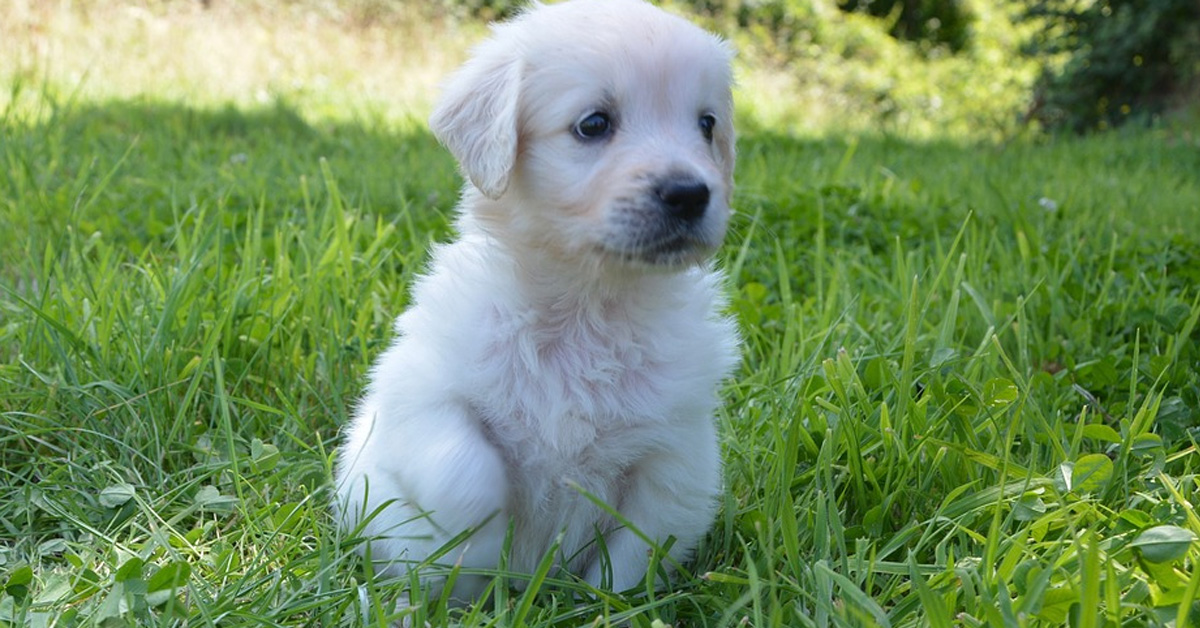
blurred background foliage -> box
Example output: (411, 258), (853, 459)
(4, 0), (1198, 136)
(697, 0), (1199, 134)
(1024, 0), (1200, 131)
(429, 0), (1200, 134)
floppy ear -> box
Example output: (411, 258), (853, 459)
(429, 38), (523, 200)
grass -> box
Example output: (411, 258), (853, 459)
(2, 3), (1200, 627)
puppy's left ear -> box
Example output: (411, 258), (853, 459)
(430, 37), (523, 200)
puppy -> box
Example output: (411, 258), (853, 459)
(334, 0), (740, 602)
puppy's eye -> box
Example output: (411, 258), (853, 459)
(575, 112), (612, 140)
(698, 113), (717, 142)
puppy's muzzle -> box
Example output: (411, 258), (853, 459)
(603, 172), (724, 267)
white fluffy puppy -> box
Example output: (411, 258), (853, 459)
(334, 0), (740, 601)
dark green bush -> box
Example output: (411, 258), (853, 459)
(674, 0), (971, 53)
(837, 0), (974, 52)
(1025, 0), (1200, 132)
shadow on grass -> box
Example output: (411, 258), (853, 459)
(1, 97), (460, 266)
(5, 94), (1198, 268)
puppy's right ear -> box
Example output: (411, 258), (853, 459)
(429, 38), (523, 200)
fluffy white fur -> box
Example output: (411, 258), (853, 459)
(334, 0), (740, 601)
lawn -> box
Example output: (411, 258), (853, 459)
(2, 2), (1199, 627)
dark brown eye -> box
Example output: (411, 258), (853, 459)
(575, 112), (612, 140)
(698, 113), (716, 142)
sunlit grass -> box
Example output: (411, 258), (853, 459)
(0, 0), (471, 122)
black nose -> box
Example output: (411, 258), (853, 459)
(656, 179), (710, 222)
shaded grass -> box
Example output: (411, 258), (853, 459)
(1, 88), (1198, 626)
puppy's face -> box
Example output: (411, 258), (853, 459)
(430, 0), (735, 269)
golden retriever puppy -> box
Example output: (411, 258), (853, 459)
(334, 0), (740, 602)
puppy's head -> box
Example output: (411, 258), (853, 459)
(430, 0), (735, 269)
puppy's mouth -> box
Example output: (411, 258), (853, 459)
(609, 232), (714, 267)
(599, 210), (723, 268)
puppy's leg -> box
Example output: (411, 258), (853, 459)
(584, 421), (721, 591)
(339, 401), (510, 601)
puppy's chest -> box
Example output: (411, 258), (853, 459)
(470, 333), (662, 531)
(470, 318), (676, 459)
